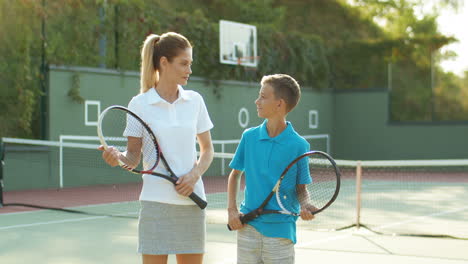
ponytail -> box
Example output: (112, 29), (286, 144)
(140, 34), (160, 94)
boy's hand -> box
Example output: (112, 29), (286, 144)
(300, 203), (317, 221)
(228, 208), (245, 230)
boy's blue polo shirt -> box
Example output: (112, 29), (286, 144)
(229, 120), (310, 244)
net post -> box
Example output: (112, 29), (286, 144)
(355, 160), (362, 229)
(59, 135), (64, 189)
(221, 143), (225, 175)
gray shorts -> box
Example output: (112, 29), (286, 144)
(237, 224), (295, 264)
(138, 200), (206, 255)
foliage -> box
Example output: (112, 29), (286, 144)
(433, 71), (468, 121)
(0, 0), (43, 138)
(0, 0), (465, 138)
(72, 0), (331, 87)
(68, 73), (85, 104)
(342, 0), (466, 121)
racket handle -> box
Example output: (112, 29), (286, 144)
(189, 192), (208, 209)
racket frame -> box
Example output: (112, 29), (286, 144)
(229, 150), (341, 229)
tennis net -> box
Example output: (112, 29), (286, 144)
(1, 137), (467, 239)
(339, 159), (468, 239)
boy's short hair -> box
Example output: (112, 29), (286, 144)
(261, 74), (301, 113)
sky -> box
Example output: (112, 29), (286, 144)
(435, 2), (468, 76)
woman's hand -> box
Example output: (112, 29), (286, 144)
(175, 170), (200, 196)
(98, 145), (121, 167)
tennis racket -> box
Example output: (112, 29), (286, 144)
(228, 150), (340, 230)
(97, 105), (207, 209)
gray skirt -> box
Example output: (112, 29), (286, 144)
(138, 200), (206, 255)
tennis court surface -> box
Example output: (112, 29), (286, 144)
(1, 209), (468, 263)
(1, 138), (468, 263)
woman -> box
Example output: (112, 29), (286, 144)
(101, 32), (214, 264)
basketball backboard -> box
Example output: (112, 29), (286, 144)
(219, 20), (258, 67)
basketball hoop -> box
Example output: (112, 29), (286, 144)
(236, 56), (261, 68)
(219, 20), (257, 67)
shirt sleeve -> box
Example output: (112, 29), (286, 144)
(229, 131), (247, 171)
(196, 94), (214, 134)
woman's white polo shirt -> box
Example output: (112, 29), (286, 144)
(126, 86), (213, 205)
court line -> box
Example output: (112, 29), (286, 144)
(296, 204), (468, 248)
(0, 215), (110, 230)
(3, 199), (466, 235)
(296, 231), (355, 248)
(216, 258), (236, 264)
(0, 209), (138, 230)
(374, 205), (468, 230)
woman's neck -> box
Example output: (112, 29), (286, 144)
(155, 79), (179, 103)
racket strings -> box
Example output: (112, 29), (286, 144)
(278, 154), (338, 214)
(305, 157), (338, 209)
(101, 109), (159, 172)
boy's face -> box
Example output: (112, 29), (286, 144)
(255, 84), (283, 118)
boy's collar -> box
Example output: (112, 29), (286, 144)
(259, 120), (292, 144)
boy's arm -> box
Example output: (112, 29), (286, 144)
(297, 184), (316, 221)
(227, 169), (244, 230)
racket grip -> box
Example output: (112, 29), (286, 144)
(189, 192), (208, 209)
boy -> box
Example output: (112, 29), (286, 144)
(227, 74), (314, 264)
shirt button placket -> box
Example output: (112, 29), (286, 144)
(169, 104), (177, 125)
(267, 141), (275, 168)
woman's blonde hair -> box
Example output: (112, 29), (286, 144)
(140, 32), (192, 93)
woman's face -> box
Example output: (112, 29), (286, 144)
(163, 48), (193, 86)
